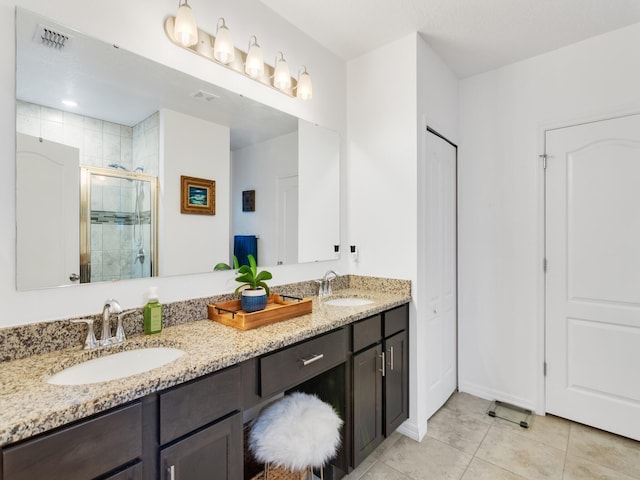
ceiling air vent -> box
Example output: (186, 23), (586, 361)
(35, 24), (71, 49)
(190, 90), (220, 102)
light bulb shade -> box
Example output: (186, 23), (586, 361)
(297, 69), (313, 100)
(213, 19), (234, 64)
(273, 56), (292, 90)
(174, 1), (198, 47)
(245, 38), (264, 78)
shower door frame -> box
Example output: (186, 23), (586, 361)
(80, 165), (158, 283)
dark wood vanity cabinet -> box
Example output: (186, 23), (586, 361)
(0, 365), (242, 480)
(1, 302), (409, 480)
(351, 304), (409, 468)
(158, 365), (243, 480)
(2, 402), (143, 480)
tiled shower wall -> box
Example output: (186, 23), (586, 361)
(15, 101), (158, 282)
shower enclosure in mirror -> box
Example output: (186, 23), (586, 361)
(80, 166), (158, 284)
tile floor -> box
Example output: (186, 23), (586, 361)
(343, 392), (640, 480)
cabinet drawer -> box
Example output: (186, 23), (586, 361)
(352, 314), (381, 352)
(160, 365), (241, 445)
(384, 304), (408, 337)
(3, 402), (142, 480)
(260, 328), (347, 397)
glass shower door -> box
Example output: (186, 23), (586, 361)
(80, 166), (157, 283)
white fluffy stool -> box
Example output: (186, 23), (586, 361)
(249, 392), (343, 480)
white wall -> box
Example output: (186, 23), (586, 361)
(458, 22), (640, 412)
(160, 109), (230, 276)
(0, 0), (346, 326)
(415, 35), (459, 437)
(347, 35), (417, 279)
(347, 33), (460, 440)
(231, 131), (297, 267)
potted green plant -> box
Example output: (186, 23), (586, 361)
(234, 254), (272, 312)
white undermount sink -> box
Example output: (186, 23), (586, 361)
(47, 347), (185, 385)
(324, 297), (375, 307)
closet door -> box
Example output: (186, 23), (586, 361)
(424, 129), (458, 419)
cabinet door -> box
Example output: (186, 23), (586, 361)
(160, 412), (242, 480)
(384, 331), (408, 434)
(352, 344), (383, 467)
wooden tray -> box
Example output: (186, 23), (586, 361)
(208, 294), (312, 330)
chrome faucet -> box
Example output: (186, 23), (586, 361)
(317, 270), (339, 298)
(101, 299), (123, 347)
(72, 301), (135, 350)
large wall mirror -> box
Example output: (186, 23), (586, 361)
(15, 8), (340, 291)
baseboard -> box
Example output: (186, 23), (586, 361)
(458, 381), (539, 414)
(395, 417), (427, 442)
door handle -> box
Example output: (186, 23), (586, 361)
(69, 273), (80, 282)
(389, 346), (394, 371)
(380, 351), (386, 377)
(168, 465), (175, 480)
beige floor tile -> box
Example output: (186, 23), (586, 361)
(461, 457), (528, 480)
(444, 391), (494, 419)
(379, 436), (472, 480)
(427, 405), (492, 455)
(567, 422), (640, 479)
(359, 462), (411, 479)
(476, 426), (565, 480)
(563, 455), (637, 480)
(493, 414), (571, 451)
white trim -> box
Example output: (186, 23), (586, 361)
(396, 418), (427, 442)
(458, 381), (538, 414)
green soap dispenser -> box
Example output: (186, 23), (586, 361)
(143, 287), (163, 334)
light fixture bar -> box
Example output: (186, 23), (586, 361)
(164, 16), (298, 98)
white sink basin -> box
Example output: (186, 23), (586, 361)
(47, 347), (185, 385)
(324, 297), (375, 307)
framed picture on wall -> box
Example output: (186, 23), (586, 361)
(242, 190), (256, 212)
(181, 175), (215, 215)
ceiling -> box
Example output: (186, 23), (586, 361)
(259, 0), (640, 78)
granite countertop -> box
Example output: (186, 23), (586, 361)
(0, 288), (410, 447)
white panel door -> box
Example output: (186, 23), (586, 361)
(546, 114), (640, 440)
(16, 133), (80, 289)
(425, 130), (458, 419)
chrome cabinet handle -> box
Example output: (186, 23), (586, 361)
(301, 353), (324, 366)
(69, 273), (80, 282)
(380, 351), (386, 377)
(168, 465), (175, 480)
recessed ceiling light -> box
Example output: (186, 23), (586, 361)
(62, 99), (77, 107)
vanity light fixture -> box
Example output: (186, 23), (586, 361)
(245, 36), (264, 78)
(213, 18), (234, 64)
(273, 52), (292, 91)
(174, 0), (198, 47)
(164, 10), (313, 99)
(296, 66), (313, 100)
